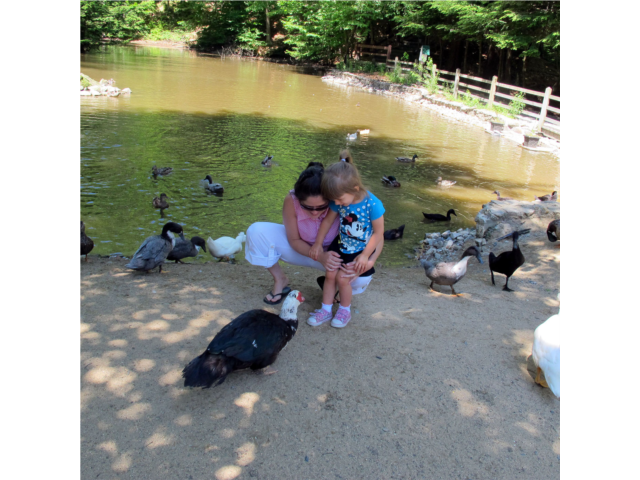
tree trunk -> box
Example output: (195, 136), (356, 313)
(497, 48), (503, 79)
(522, 56), (527, 88)
(265, 6), (272, 46)
(505, 49), (511, 83)
(439, 37), (443, 66)
(477, 39), (482, 75)
(463, 39), (468, 72)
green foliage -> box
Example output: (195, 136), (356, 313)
(416, 57), (439, 94)
(336, 59), (383, 74)
(508, 91), (526, 117)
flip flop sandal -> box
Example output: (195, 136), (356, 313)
(316, 276), (340, 303)
(263, 286), (292, 305)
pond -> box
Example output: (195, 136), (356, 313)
(81, 46), (559, 266)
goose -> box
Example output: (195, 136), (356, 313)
(203, 175), (224, 194)
(206, 232), (246, 262)
(533, 191), (557, 202)
(152, 165), (173, 176)
(126, 222), (184, 273)
(532, 312), (560, 398)
(167, 235), (207, 263)
(346, 132), (358, 140)
(382, 175), (401, 187)
(489, 229), (530, 291)
(152, 193), (169, 209)
(396, 154), (418, 163)
(493, 190), (513, 201)
(436, 177), (457, 187)
(384, 225), (405, 240)
(419, 246), (483, 295)
(81, 221), (94, 262)
(262, 155), (273, 167)
(547, 219), (560, 247)
(423, 209), (457, 222)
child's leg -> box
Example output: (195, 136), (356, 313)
(336, 270), (353, 308)
(308, 268), (337, 327)
(322, 268), (338, 306)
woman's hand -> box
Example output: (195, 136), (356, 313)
(340, 258), (374, 278)
(318, 250), (342, 272)
(309, 242), (324, 261)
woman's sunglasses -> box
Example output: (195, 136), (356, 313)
(300, 203), (329, 212)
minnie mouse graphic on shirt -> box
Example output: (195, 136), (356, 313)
(330, 191), (385, 254)
(341, 213), (367, 242)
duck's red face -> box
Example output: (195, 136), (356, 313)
(296, 292), (305, 303)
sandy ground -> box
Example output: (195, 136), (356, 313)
(81, 236), (560, 480)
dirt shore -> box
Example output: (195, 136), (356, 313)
(81, 235), (560, 479)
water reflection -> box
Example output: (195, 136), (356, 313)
(81, 46), (559, 266)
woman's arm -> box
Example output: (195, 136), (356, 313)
(282, 196), (342, 271)
(309, 209), (338, 260)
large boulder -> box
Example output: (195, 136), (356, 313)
(475, 199), (560, 241)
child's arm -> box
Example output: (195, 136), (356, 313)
(353, 215), (384, 273)
(309, 209), (338, 260)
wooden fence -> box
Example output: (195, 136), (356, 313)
(354, 44), (560, 136)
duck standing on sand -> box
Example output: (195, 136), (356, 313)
(167, 235), (207, 263)
(423, 209), (457, 222)
(396, 154), (418, 163)
(182, 290), (305, 389)
(492, 190), (513, 201)
(419, 246), (483, 295)
(152, 193), (169, 209)
(81, 221), (94, 262)
(152, 166), (173, 176)
(384, 225), (405, 240)
(532, 310), (560, 398)
(206, 232), (246, 262)
(436, 177), (456, 187)
(547, 219), (560, 247)
(126, 222), (184, 273)
(203, 175), (224, 194)
(488, 229), (530, 291)
(533, 191), (557, 202)
(382, 176), (401, 187)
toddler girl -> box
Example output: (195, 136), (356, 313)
(308, 161), (384, 328)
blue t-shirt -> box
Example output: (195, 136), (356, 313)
(329, 191), (385, 254)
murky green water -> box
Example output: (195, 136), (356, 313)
(81, 46), (559, 266)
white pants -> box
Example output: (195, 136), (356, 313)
(245, 222), (373, 295)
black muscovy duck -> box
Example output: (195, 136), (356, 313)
(167, 235), (207, 263)
(396, 154), (418, 163)
(382, 176), (401, 187)
(182, 290), (305, 388)
(489, 229), (530, 292)
(384, 225), (405, 240)
(423, 209), (457, 222)
(547, 219), (560, 247)
(262, 155), (273, 166)
(81, 221), (94, 262)
(152, 165), (173, 176)
(152, 193), (169, 209)
(125, 222), (183, 273)
(419, 246), (483, 295)
(203, 175), (224, 194)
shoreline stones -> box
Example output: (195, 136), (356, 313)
(80, 73), (132, 97)
(415, 228), (477, 263)
(475, 199), (560, 241)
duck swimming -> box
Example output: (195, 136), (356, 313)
(384, 225), (405, 240)
(382, 175), (401, 187)
(547, 219), (560, 246)
(203, 175), (224, 194)
(423, 209), (457, 222)
(206, 232), (246, 262)
(436, 177), (456, 187)
(488, 229), (530, 291)
(262, 155), (273, 167)
(492, 190), (513, 201)
(152, 193), (169, 209)
(396, 154), (418, 163)
(152, 165), (173, 176)
(167, 235), (207, 263)
(81, 221), (94, 262)
(126, 222), (184, 273)
(419, 246), (483, 295)
(346, 132), (358, 140)
(532, 311), (560, 398)
(533, 191), (557, 202)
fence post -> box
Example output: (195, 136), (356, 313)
(488, 76), (498, 107)
(387, 45), (392, 63)
(453, 68), (460, 99)
(535, 87), (552, 133)
(395, 56), (398, 70)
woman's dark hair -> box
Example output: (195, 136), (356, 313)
(294, 163), (325, 201)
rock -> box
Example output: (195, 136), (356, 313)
(475, 199), (560, 239)
(442, 230), (450, 238)
(445, 239), (454, 249)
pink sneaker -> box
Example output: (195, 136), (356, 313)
(307, 309), (332, 326)
(331, 308), (351, 328)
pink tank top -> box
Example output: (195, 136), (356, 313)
(289, 190), (339, 248)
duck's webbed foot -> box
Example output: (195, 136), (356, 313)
(535, 367), (549, 388)
(502, 280), (513, 292)
(450, 286), (461, 296)
(158, 265), (163, 273)
(429, 281), (435, 291)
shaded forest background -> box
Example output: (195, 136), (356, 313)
(81, 1), (560, 93)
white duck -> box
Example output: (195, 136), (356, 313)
(532, 312), (560, 398)
(206, 232), (246, 262)
(346, 132), (358, 141)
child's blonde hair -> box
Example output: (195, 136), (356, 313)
(321, 161), (366, 201)
(339, 149), (354, 164)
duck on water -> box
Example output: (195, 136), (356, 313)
(126, 222), (184, 273)
(423, 209), (457, 222)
